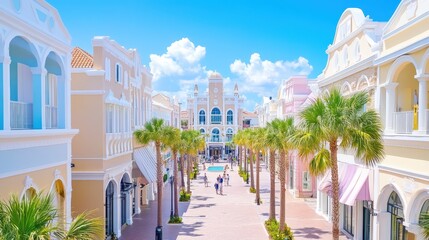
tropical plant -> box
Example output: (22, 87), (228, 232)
(181, 130), (205, 193)
(167, 127), (182, 218)
(420, 212), (429, 239)
(253, 127), (267, 205)
(269, 118), (296, 232)
(0, 193), (102, 240)
(293, 89), (384, 240)
(242, 128), (255, 190)
(134, 118), (175, 228)
(265, 121), (279, 221)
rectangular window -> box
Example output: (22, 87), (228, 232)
(343, 204), (354, 236)
(106, 105), (113, 133)
(302, 171), (311, 191)
(116, 64), (122, 83)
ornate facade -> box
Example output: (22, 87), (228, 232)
(186, 72), (244, 159)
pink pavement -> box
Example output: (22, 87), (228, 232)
(120, 163), (345, 240)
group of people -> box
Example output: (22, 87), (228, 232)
(203, 172), (230, 195)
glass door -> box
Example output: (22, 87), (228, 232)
(363, 202), (371, 240)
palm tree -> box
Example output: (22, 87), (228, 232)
(243, 128), (255, 190)
(0, 193), (102, 240)
(293, 89), (384, 240)
(270, 118), (296, 232)
(253, 127), (267, 205)
(232, 130), (244, 171)
(167, 127), (182, 218)
(265, 122), (278, 221)
(134, 118), (175, 228)
(420, 212), (429, 239)
(181, 130), (205, 193)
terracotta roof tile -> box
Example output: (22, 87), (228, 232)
(71, 47), (93, 68)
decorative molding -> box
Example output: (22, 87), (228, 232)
(71, 90), (105, 95)
(379, 165), (429, 182)
(0, 161), (67, 179)
(376, 36), (429, 67)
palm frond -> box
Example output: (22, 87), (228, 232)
(420, 212), (429, 239)
(308, 148), (331, 176)
(61, 211), (103, 240)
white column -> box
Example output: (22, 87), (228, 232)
(2, 56), (11, 130)
(416, 74), (428, 134)
(115, 193), (122, 237)
(384, 83), (398, 134)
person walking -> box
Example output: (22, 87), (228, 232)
(226, 174), (230, 186)
(219, 175), (224, 195)
(214, 182), (219, 194)
(204, 173), (208, 187)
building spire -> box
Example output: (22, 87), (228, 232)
(194, 84), (199, 96)
(234, 83), (239, 97)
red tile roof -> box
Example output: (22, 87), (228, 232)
(71, 47), (93, 68)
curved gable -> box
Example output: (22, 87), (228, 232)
(333, 8), (366, 45)
(384, 0), (429, 36)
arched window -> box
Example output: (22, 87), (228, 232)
(227, 110), (233, 125)
(419, 199), (429, 224)
(354, 41), (361, 62)
(211, 128), (220, 142)
(200, 128), (205, 134)
(387, 191), (406, 240)
(211, 108), (221, 124)
(226, 128), (233, 142)
(343, 46), (349, 67)
(199, 110), (206, 125)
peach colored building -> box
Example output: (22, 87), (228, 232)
(0, 0), (76, 226)
(70, 36), (153, 238)
(186, 72), (244, 159)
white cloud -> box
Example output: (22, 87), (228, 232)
(149, 38), (206, 81)
(229, 53), (313, 101)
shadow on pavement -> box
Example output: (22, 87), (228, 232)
(293, 227), (331, 239)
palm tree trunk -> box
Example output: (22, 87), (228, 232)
(180, 156), (185, 190)
(249, 149), (255, 189)
(173, 151), (179, 217)
(269, 149), (276, 220)
(187, 155), (191, 193)
(330, 140), (340, 240)
(255, 150), (260, 205)
(279, 149), (286, 231)
(155, 142), (163, 227)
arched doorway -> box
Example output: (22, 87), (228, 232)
(387, 191), (407, 240)
(105, 181), (116, 237)
(120, 173), (133, 226)
(24, 187), (36, 200)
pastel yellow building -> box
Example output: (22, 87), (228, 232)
(315, 8), (384, 239)
(71, 36), (153, 238)
(0, 0), (77, 226)
(374, 1), (429, 239)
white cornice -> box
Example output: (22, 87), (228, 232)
(0, 161), (67, 179)
(383, 11), (429, 40)
(318, 54), (376, 87)
(379, 164), (429, 181)
(72, 171), (105, 181)
(71, 69), (105, 76)
(374, 36), (429, 66)
(383, 135), (429, 150)
(71, 90), (105, 95)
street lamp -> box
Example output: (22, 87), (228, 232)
(169, 175), (174, 219)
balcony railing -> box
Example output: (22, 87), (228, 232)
(106, 132), (132, 156)
(10, 101), (33, 130)
(210, 137), (221, 142)
(45, 105), (58, 129)
(394, 111), (413, 134)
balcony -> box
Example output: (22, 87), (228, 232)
(210, 137), (221, 142)
(45, 105), (58, 129)
(10, 101), (33, 130)
(394, 111), (413, 134)
(106, 132), (132, 157)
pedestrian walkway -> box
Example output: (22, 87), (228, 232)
(121, 163), (344, 239)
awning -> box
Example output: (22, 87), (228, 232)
(133, 146), (157, 183)
(340, 167), (371, 206)
(318, 163), (372, 206)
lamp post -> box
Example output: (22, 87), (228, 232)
(169, 175), (174, 220)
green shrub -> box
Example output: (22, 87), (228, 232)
(163, 174), (168, 182)
(265, 219), (294, 240)
(168, 216), (183, 224)
(179, 190), (191, 202)
(250, 187), (256, 193)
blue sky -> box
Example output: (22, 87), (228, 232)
(48, 0), (400, 110)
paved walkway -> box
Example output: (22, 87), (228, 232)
(121, 162), (343, 240)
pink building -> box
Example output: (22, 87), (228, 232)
(277, 76), (317, 198)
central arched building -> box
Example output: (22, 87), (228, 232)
(186, 72), (244, 160)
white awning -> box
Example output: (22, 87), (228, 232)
(133, 146), (157, 183)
